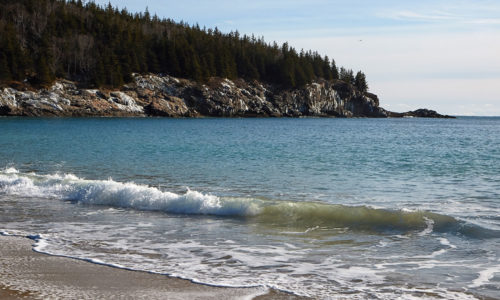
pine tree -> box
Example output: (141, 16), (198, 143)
(92, 55), (106, 87)
(339, 67), (354, 85)
(294, 64), (307, 87)
(34, 56), (54, 86)
(0, 53), (11, 81)
(331, 59), (339, 80)
(0, 0), (369, 90)
(354, 71), (368, 92)
(322, 56), (333, 80)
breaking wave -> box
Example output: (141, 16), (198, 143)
(1, 168), (498, 237)
(0, 167), (260, 216)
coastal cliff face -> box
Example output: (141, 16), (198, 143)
(0, 74), (449, 118)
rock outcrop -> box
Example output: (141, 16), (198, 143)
(0, 74), (451, 118)
(387, 109), (454, 118)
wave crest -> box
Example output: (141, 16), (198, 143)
(257, 202), (457, 233)
(1, 168), (497, 237)
(0, 168), (259, 216)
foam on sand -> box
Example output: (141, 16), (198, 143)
(0, 235), (273, 299)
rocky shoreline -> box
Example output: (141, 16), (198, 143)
(0, 74), (454, 118)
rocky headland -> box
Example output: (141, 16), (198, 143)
(0, 74), (453, 118)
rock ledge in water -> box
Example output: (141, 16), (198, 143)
(0, 74), (450, 118)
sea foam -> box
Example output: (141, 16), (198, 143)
(1, 168), (496, 237)
(0, 168), (260, 217)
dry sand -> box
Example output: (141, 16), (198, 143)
(0, 235), (306, 299)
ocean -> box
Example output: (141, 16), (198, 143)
(0, 117), (499, 299)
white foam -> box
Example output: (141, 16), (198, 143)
(337, 266), (385, 285)
(469, 265), (500, 288)
(378, 241), (388, 248)
(3, 167), (19, 174)
(1, 168), (497, 299)
(0, 168), (261, 217)
(413, 237), (457, 259)
(304, 226), (320, 233)
(418, 216), (435, 236)
(0, 229), (32, 237)
(401, 207), (417, 213)
(438, 237), (457, 249)
(428, 249), (448, 258)
(413, 240), (456, 260)
(27, 233), (50, 252)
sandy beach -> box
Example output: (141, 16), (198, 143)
(0, 235), (304, 299)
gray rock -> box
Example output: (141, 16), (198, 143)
(387, 109), (455, 118)
(0, 74), (447, 118)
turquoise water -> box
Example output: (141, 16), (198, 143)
(1, 117), (499, 298)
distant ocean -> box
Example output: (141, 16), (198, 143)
(1, 117), (499, 299)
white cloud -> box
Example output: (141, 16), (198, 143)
(466, 18), (500, 25)
(375, 1), (500, 30)
(388, 10), (457, 22)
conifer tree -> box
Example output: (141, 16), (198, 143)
(322, 56), (333, 80)
(294, 64), (308, 88)
(339, 67), (354, 85)
(0, 53), (11, 81)
(34, 56), (54, 86)
(0, 0), (369, 90)
(354, 71), (368, 92)
(331, 59), (339, 80)
(92, 55), (106, 86)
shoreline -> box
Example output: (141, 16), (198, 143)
(0, 235), (305, 299)
(1, 74), (454, 119)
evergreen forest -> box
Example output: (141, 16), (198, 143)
(0, 0), (368, 91)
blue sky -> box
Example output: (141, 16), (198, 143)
(93, 0), (500, 115)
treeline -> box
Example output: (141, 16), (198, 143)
(0, 0), (368, 91)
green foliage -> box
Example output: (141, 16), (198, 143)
(331, 59), (339, 80)
(339, 67), (355, 85)
(34, 56), (54, 85)
(0, 23), (27, 82)
(0, 53), (11, 81)
(354, 71), (368, 92)
(0, 0), (368, 90)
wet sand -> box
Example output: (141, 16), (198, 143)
(0, 236), (305, 299)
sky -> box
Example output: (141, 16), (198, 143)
(92, 0), (500, 115)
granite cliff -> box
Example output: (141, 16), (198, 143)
(0, 74), (452, 118)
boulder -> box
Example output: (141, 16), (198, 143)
(145, 96), (192, 117)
